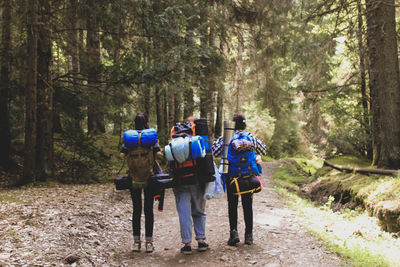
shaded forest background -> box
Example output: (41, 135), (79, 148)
(1, 0), (400, 186)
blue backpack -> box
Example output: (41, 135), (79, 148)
(227, 132), (260, 178)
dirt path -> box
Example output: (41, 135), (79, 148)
(0, 162), (346, 266)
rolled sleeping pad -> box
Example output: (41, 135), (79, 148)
(165, 136), (206, 163)
(198, 135), (210, 150)
(123, 128), (157, 148)
(140, 128), (158, 147)
(164, 137), (190, 163)
(190, 136), (206, 160)
(123, 129), (140, 148)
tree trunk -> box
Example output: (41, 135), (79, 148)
(155, 86), (167, 145)
(36, 0), (54, 181)
(112, 13), (123, 136)
(357, 0), (371, 158)
(365, 0), (400, 168)
(0, 0), (12, 169)
(22, 0), (38, 184)
(183, 86), (194, 119)
(215, 89), (223, 138)
(174, 88), (182, 123)
(168, 87), (175, 127)
(86, 0), (104, 134)
(215, 30), (228, 138)
(68, 0), (82, 131)
(236, 31), (244, 113)
(199, 1), (217, 138)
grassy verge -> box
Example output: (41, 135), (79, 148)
(276, 187), (400, 267)
(273, 157), (400, 267)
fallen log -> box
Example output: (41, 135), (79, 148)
(323, 160), (399, 176)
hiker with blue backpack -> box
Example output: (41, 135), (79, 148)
(212, 113), (266, 246)
(120, 112), (163, 253)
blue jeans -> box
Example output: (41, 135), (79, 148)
(173, 184), (206, 244)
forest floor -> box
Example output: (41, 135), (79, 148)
(0, 162), (348, 266)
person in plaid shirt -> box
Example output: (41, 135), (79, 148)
(212, 113), (267, 246)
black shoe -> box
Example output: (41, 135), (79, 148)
(227, 231), (240, 246)
(197, 241), (209, 252)
(244, 234), (253, 245)
(180, 245), (192, 255)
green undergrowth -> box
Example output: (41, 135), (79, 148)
(273, 157), (321, 191)
(261, 155), (276, 162)
(54, 133), (122, 184)
(272, 156), (400, 266)
(276, 187), (400, 267)
(327, 155), (372, 168)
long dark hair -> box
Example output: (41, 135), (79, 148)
(134, 112), (149, 130)
(233, 113), (246, 130)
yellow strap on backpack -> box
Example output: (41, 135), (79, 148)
(230, 176), (256, 197)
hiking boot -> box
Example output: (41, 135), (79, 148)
(227, 230), (240, 246)
(244, 234), (253, 245)
(197, 241), (209, 252)
(133, 241), (141, 252)
(145, 242), (154, 253)
(180, 245), (192, 255)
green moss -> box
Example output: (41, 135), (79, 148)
(261, 155), (275, 162)
(288, 156), (324, 175)
(328, 155), (371, 168)
(272, 161), (314, 191)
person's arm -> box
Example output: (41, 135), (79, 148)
(120, 144), (128, 158)
(211, 136), (224, 157)
(154, 142), (163, 157)
(250, 134), (267, 156)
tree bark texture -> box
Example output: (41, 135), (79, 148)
(168, 86), (175, 128)
(174, 87), (182, 123)
(0, 0), (12, 168)
(357, 0), (371, 158)
(22, 0), (38, 184)
(365, 0), (400, 168)
(36, 0), (54, 181)
(86, 0), (104, 134)
(183, 85), (194, 119)
(155, 86), (167, 145)
(199, 2), (216, 138)
(235, 31), (244, 113)
(215, 89), (223, 138)
(67, 0), (82, 131)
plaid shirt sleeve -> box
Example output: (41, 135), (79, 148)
(212, 136), (224, 157)
(248, 132), (267, 156)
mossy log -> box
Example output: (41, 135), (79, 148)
(323, 160), (399, 176)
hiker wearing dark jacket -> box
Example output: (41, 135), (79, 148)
(120, 112), (162, 253)
(212, 113), (266, 246)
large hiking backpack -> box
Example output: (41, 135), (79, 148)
(170, 122), (194, 139)
(166, 120), (215, 185)
(127, 146), (154, 183)
(123, 129), (157, 184)
(227, 131), (262, 196)
(227, 131), (260, 178)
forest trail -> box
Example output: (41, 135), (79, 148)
(0, 162), (346, 266)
